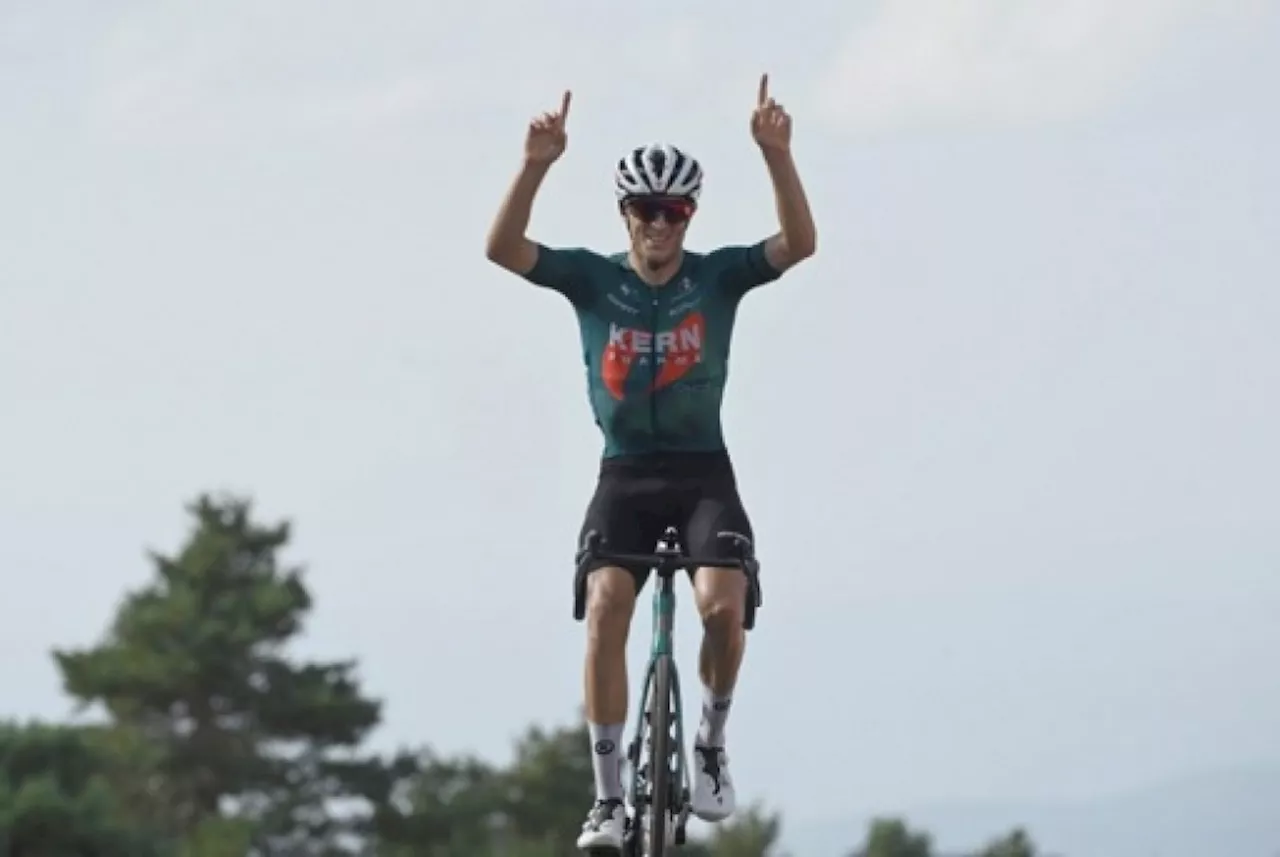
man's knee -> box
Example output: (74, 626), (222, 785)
(694, 567), (746, 633)
(585, 566), (637, 646)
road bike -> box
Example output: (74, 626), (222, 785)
(574, 526), (762, 856)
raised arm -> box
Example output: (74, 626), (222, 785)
(751, 74), (817, 273)
(484, 90), (572, 276)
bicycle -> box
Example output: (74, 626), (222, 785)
(573, 525), (763, 856)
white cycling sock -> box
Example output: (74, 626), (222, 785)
(589, 722), (625, 801)
(696, 687), (733, 747)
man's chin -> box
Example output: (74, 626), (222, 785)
(641, 247), (679, 270)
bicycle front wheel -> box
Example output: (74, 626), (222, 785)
(646, 653), (673, 856)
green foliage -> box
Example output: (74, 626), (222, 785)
(176, 816), (256, 857)
(682, 801), (788, 856)
(502, 721), (596, 850)
(0, 721), (170, 857)
(372, 721), (596, 855)
(851, 816), (935, 857)
(374, 749), (505, 855)
(976, 827), (1037, 857)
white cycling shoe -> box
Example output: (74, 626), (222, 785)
(576, 798), (680, 853)
(691, 744), (736, 822)
(577, 799), (627, 852)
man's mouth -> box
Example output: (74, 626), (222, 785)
(644, 232), (673, 250)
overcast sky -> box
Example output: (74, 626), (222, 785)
(2, 0), (1278, 838)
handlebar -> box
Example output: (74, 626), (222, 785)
(572, 528), (763, 630)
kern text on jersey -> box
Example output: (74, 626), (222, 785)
(601, 312), (705, 399)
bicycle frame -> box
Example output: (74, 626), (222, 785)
(627, 569), (692, 843)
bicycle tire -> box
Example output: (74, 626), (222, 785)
(647, 653), (673, 856)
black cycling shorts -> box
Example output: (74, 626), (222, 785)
(577, 450), (755, 592)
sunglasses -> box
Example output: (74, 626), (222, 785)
(625, 197), (696, 225)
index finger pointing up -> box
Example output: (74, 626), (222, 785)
(559, 89), (572, 123)
(758, 73), (769, 106)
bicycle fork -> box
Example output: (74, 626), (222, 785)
(626, 574), (694, 853)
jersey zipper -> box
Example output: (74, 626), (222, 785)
(649, 291), (660, 450)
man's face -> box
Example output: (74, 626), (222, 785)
(623, 196), (695, 271)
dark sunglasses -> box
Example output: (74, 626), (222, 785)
(625, 197), (696, 224)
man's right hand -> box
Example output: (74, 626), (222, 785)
(486, 91), (571, 273)
(525, 90), (571, 166)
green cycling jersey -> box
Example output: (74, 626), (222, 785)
(522, 241), (782, 458)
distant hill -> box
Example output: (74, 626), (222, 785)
(781, 764), (1280, 857)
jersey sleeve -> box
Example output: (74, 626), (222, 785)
(711, 241), (784, 300)
(520, 244), (599, 308)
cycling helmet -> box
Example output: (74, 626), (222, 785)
(614, 143), (704, 203)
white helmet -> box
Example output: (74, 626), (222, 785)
(614, 143), (704, 203)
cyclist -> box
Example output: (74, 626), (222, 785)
(484, 74), (816, 852)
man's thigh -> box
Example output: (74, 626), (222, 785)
(681, 468), (755, 564)
(578, 468), (670, 593)
(682, 467), (756, 614)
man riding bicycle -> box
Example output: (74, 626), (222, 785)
(484, 74), (817, 852)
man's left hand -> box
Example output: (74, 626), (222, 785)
(750, 73), (791, 153)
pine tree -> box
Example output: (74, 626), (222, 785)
(53, 494), (390, 854)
